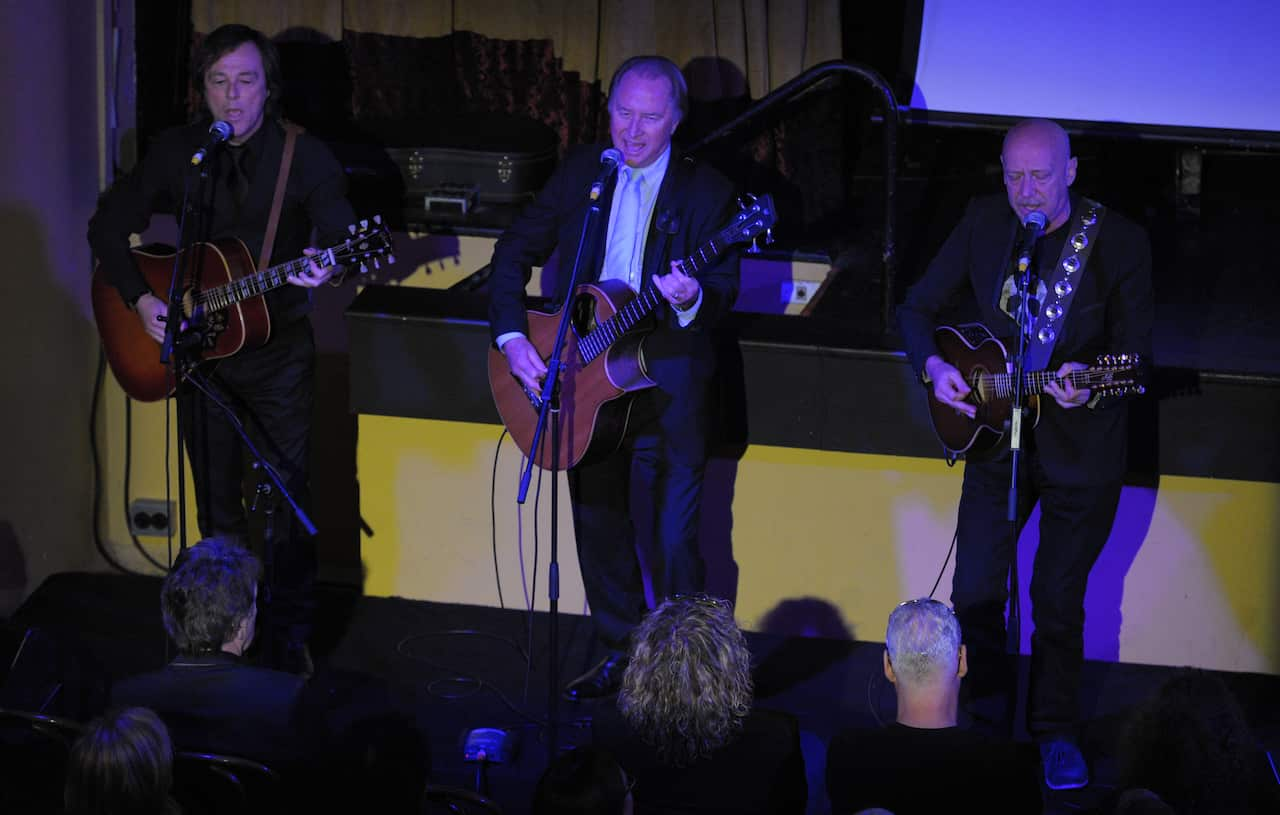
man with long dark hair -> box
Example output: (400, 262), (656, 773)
(89, 24), (357, 675)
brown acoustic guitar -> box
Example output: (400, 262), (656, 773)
(91, 217), (393, 401)
(489, 194), (776, 471)
(925, 323), (1143, 459)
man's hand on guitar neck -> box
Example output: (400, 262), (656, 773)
(133, 293), (168, 343)
(501, 336), (549, 396)
(1044, 361), (1092, 409)
(286, 247), (340, 288)
(925, 355), (976, 419)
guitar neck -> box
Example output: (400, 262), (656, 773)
(577, 240), (723, 363)
(1013, 368), (1109, 394)
(196, 251), (329, 313)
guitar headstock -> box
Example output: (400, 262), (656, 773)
(329, 215), (395, 273)
(1090, 352), (1146, 397)
(718, 193), (777, 253)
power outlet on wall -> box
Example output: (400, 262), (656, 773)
(784, 280), (822, 306)
(128, 499), (174, 537)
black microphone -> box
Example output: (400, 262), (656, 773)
(589, 148), (624, 201)
(190, 120), (234, 167)
(1015, 210), (1048, 272)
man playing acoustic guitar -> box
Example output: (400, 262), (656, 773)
(88, 24), (355, 676)
(897, 119), (1154, 790)
(488, 56), (740, 701)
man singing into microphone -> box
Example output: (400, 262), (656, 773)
(88, 23), (356, 676)
(488, 56), (740, 700)
(897, 119), (1153, 790)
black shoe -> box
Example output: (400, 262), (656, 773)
(278, 640), (314, 678)
(563, 654), (627, 702)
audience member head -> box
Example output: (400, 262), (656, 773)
(1118, 669), (1266, 814)
(161, 536), (261, 656)
(532, 746), (633, 815)
(618, 594), (752, 766)
(64, 706), (176, 815)
(883, 598), (966, 728)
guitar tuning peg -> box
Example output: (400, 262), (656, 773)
(373, 214), (382, 224)
(348, 224), (357, 234)
(748, 237), (760, 254)
(765, 228), (774, 245)
(387, 254), (396, 265)
(372, 257), (380, 269)
(359, 219), (369, 230)
(360, 262), (368, 274)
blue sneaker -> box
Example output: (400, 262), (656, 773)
(1040, 738), (1089, 790)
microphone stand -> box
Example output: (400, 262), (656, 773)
(1005, 236), (1036, 670)
(517, 173), (613, 764)
(160, 154), (213, 557)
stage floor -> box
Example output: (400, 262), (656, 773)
(7, 571), (1279, 814)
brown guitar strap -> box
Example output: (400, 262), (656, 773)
(257, 122), (302, 272)
(1025, 198), (1107, 371)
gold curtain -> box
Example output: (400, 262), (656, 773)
(192, 0), (841, 98)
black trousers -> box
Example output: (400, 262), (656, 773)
(178, 317), (316, 647)
(953, 434), (1122, 739)
(567, 388), (707, 654)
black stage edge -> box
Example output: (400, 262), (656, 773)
(5, 572), (1279, 815)
(347, 286), (1280, 485)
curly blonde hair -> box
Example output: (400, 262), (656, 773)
(618, 595), (752, 766)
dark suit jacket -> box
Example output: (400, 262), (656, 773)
(898, 193), (1154, 485)
(487, 145), (740, 459)
(592, 704), (807, 815)
(111, 652), (314, 768)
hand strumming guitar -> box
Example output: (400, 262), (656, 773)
(502, 336), (549, 397)
(134, 293), (168, 343)
(925, 354), (976, 419)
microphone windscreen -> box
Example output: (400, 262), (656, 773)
(209, 120), (234, 142)
(600, 148), (623, 168)
(1023, 210), (1048, 230)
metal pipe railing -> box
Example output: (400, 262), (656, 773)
(688, 60), (901, 334)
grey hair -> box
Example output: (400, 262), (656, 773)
(885, 598), (961, 685)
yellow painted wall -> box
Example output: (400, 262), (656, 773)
(358, 417), (1280, 675)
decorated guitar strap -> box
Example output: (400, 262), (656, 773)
(1024, 198), (1107, 372)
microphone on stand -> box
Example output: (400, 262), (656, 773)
(589, 148), (624, 201)
(1015, 210), (1049, 272)
(190, 120), (234, 166)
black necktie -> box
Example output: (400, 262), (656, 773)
(227, 146), (250, 209)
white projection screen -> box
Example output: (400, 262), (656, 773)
(909, 0), (1280, 137)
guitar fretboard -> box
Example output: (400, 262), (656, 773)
(195, 251), (334, 313)
(979, 368), (1127, 399)
(575, 239), (723, 365)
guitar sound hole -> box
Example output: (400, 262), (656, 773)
(570, 295), (598, 335)
(970, 368), (988, 404)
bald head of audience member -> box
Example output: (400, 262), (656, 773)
(883, 598), (967, 728)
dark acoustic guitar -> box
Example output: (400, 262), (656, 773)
(925, 323), (1143, 459)
(489, 194), (776, 471)
(92, 217), (393, 401)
